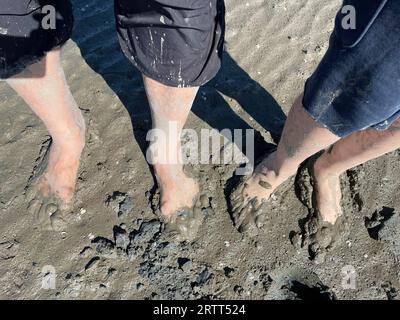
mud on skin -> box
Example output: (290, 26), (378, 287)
(25, 139), (67, 231)
(229, 179), (269, 237)
(291, 157), (349, 264)
(2, 0), (400, 300)
(150, 181), (215, 243)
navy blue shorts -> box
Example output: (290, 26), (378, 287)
(114, 0), (225, 87)
(303, 0), (400, 137)
(0, 0), (73, 79)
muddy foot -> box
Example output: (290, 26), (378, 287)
(150, 167), (208, 242)
(27, 195), (67, 232)
(293, 157), (347, 264)
(299, 215), (346, 264)
(150, 187), (211, 243)
(25, 138), (82, 231)
(162, 202), (204, 243)
(229, 180), (269, 237)
(229, 154), (279, 237)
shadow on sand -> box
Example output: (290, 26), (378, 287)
(70, 0), (287, 171)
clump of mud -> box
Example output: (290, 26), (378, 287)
(365, 207), (400, 242)
(106, 192), (134, 219)
(265, 268), (336, 300)
(71, 219), (232, 299)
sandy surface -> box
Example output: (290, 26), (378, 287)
(1, 0), (399, 300)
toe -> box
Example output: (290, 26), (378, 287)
(46, 203), (58, 216)
(313, 250), (327, 265)
(164, 207), (204, 243)
(232, 200), (245, 217)
(317, 227), (333, 248)
(36, 201), (52, 230)
(28, 198), (42, 216)
(50, 211), (67, 232)
(233, 203), (249, 228)
(235, 203), (261, 237)
(255, 212), (267, 229)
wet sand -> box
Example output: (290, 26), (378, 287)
(0, 0), (399, 299)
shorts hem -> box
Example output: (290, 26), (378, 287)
(301, 96), (344, 138)
(131, 59), (220, 88)
(0, 44), (67, 79)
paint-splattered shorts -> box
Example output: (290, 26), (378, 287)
(0, 0), (74, 79)
(114, 0), (225, 88)
(303, 0), (400, 137)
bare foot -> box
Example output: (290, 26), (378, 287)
(230, 153), (283, 236)
(293, 154), (346, 264)
(313, 155), (343, 225)
(156, 166), (199, 220)
(154, 165), (204, 242)
(27, 130), (85, 231)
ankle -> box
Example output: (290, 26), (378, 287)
(263, 152), (290, 185)
(154, 163), (187, 183)
(314, 153), (341, 179)
(54, 126), (85, 154)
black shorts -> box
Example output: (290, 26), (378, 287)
(0, 0), (73, 79)
(114, 0), (225, 87)
(303, 0), (400, 137)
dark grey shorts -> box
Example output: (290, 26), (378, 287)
(0, 0), (74, 79)
(114, 0), (225, 87)
(303, 0), (400, 137)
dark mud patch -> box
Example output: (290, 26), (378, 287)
(382, 282), (398, 300)
(105, 191), (134, 218)
(365, 207), (400, 258)
(283, 280), (334, 300)
(365, 207), (397, 241)
(347, 169), (363, 212)
(266, 268), (336, 300)
(77, 219), (232, 299)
